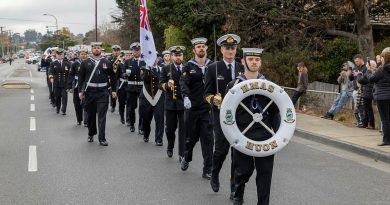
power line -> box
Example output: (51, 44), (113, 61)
(0, 17), (94, 26)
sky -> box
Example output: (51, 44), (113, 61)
(0, 0), (119, 36)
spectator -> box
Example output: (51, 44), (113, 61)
(357, 60), (376, 129)
(291, 62), (308, 106)
(322, 62), (353, 120)
(367, 47), (390, 146)
(349, 54), (367, 126)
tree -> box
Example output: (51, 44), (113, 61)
(24, 29), (38, 42)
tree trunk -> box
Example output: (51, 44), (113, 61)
(351, 0), (374, 58)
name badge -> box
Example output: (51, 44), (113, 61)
(103, 63), (107, 69)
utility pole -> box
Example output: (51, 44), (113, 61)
(0, 26), (5, 57)
(95, 0), (98, 41)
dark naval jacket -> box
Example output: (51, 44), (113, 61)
(204, 60), (244, 109)
(49, 59), (72, 88)
(180, 58), (212, 111)
(159, 63), (184, 111)
(123, 58), (146, 93)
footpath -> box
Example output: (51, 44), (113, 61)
(295, 113), (390, 163)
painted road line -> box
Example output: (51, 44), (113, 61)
(30, 104), (35, 112)
(30, 89), (34, 94)
(30, 95), (34, 101)
(29, 70), (32, 82)
(28, 145), (38, 172)
(30, 117), (36, 131)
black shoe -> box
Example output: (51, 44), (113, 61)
(139, 130), (144, 135)
(126, 122), (130, 127)
(110, 107), (115, 113)
(233, 197), (243, 205)
(167, 150), (173, 158)
(181, 159), (189, 171)
(88, 135), (94, 142)
(62, 112), (66, 115)
(99, 141), (108, 146)
(378, 142), (390, 146)
(56, 110), (59, 114)
(130, 126), (135, 132)
(77, 122), (81, 125)
(143, 137), (149, 142)
(84, 124), (88, 127)
(202, 172), (211, 180)
(120, 119), (125, 124)
(210, 175), (220, 192)
(156, 141), (163, 146)
(322, 112), (333, 120)
(230, 192), (235, 200)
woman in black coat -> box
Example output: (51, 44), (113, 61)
(358, 61), (376, 129)
(368, 48), (390, 146)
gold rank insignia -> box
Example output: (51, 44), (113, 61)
(227, 36), (234, 43)
(175, 47), (181, 52)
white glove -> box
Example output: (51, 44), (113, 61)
(184, 97), (191, 109)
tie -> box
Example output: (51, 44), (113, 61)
(177, 66), (181, 75)
(227, 64), (232, 81)
(152, 67), (157, 73)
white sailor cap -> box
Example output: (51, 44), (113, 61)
(130, 42), (141, 50)
(191, 37), (208, 46)
(91, 42), (103, 47)
(169, 46), (185, 55)
(242, 48), (264, 57)
(162, 50), (170, 55)
(78, 48), (89, 54)
(123, 50), (132, 54)
(111, 45), (121, 50)
(217, 34), (241, 47)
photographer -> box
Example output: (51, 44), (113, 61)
(322, 62), (353, 120)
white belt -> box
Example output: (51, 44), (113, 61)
(88, 82), (108, 87)
(74, 76), (79, 80)
(120, 78), (127, 82)
(128, 81), (143, 85)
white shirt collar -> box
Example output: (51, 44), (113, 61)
(223, 59), (235, 69)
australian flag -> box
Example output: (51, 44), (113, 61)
(140, 0), (157, 67)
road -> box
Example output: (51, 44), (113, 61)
(0, 59), (389, 205)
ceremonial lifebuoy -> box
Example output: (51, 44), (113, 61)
(220, 79), (296, 157)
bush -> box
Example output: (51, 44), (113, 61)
(374, 37), (390, 55)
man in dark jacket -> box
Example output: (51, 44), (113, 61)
(180, 37), (213, 180)
(358, 60), (376, 129)
(48, 49), (71, 115)
(226, 47), (280, 205)
(107, 45), (122, 113)
(123, 42), (146, 133)
(159, 46), (186, 160)
(116, 50), (132, 125)
(204, 34), (244, 197)
(78, 42), (117, 146)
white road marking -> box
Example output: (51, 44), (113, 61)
(30, 104), (35, 112)
(30, 117), (36, 131)
(28, 145), (38, 172)
(30, 89), (34, 94)
(29, 70), (32, 82)
(30, 95), (34, 101)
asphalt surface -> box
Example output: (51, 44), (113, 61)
(0, 60), (389, 205)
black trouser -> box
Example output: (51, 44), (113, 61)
(118, 88), (128, 122)
(140, 95), (165, 142)
(377, 100), (390, 143)
(291, 91), (304, 106)
(233, 150), (274, 205)
(165, 109), (185, 157)
(127, 91), (143, 130)
(73, 89), (83, 123)
(212, 109), (235, 192)
(85, 90), (109, 142)
(54, 87), (67, 113)
(184, 109), (213, 174)
(84, 109), (88, 126)
(363, 97), (375, 127)
(48, 81), (55, 105)
(110, 92), (116, 109)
